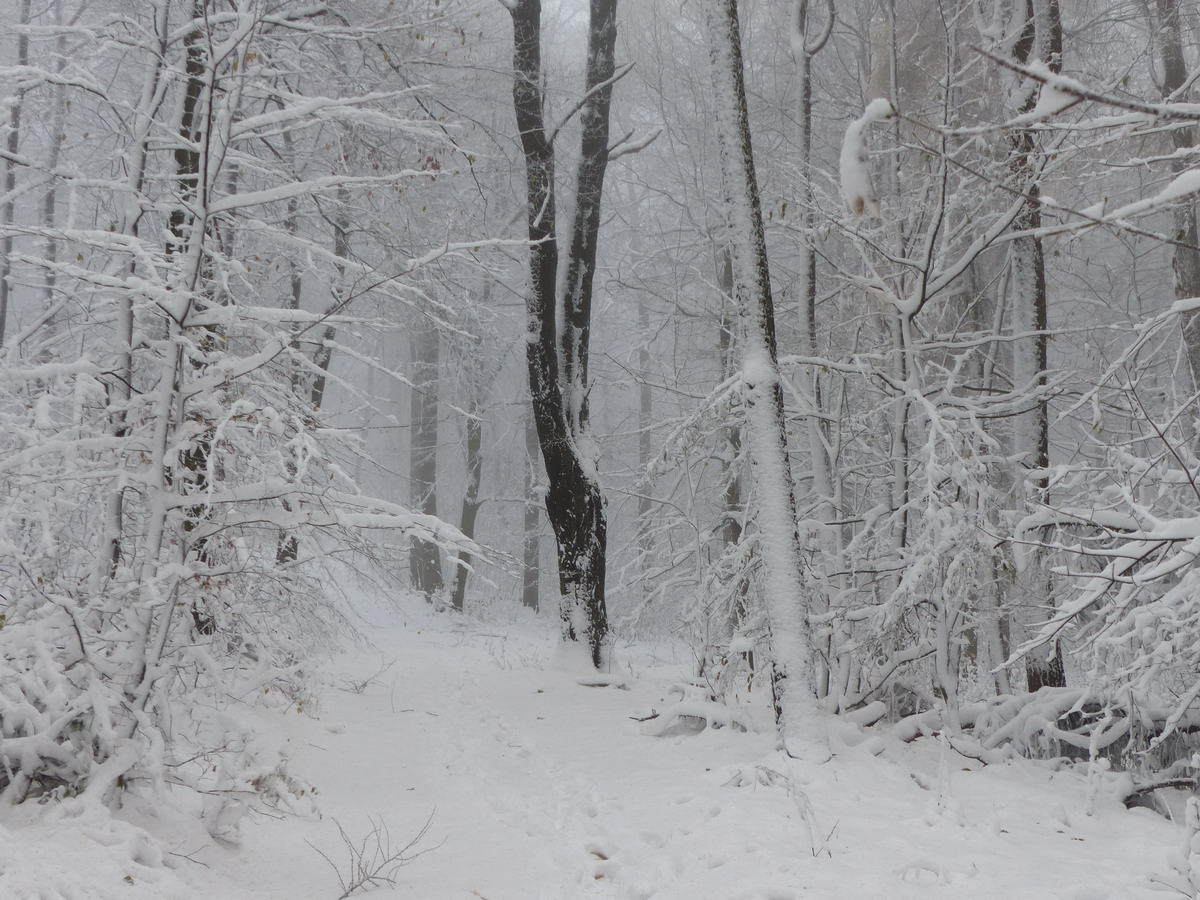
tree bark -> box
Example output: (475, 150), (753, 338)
(97, 0), (170, 583)
(508, 0), (616, 666)
(0, 0), (31, 345)
(173, 1), (214, 568)
(1009, 0), (1065, 691)
(637, 295), (653, 576)
(310, 186), (349, 412)
(793, 0), (835, 699)
(37, 0), (66, 358)
(450, 398), (482, 612)
(410, 312), (443, 600)
(522, 404), (541, 612)
(716, 247), (747, 630)
(1154, 0), (1200, 388)
(451, 294), (490, 612)
(707, 0), (816, 741)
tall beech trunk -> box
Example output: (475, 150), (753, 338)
(1009, 0), (1064, 691)
(1154, 0), (1200, 388)
(410, 313), (443, 600)
(507, 0), (617, 666)
(707, 0), (815, 740)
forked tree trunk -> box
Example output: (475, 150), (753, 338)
(508, 0), (616, 666)
(1009, 0), (1065, 692)
(706, 0), (816, 741)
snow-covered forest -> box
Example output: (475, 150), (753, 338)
(4, 0), (1200, 896)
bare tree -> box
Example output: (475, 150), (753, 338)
(506, 0), (619, 666)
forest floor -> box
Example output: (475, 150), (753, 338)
(0, 593), (1187, 899)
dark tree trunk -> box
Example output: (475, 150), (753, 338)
(508, 0), (617, 666)
(171, 2), (218, 635)
(1009, 0), (1064, 691)
(560, 0), (618, 434)
(174, 3), (210, 543)
(168, 6), (205, 260)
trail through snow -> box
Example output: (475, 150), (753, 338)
(0, 602), (1184, 898)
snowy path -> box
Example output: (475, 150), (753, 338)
(221, 614), (1177, 899)
(0, 610), (1182, 898)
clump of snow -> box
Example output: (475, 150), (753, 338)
(1028, 63), (1081, 118)
(840, 98), (895, 218)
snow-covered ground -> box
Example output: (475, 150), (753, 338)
(1, 596), (1185, 899)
